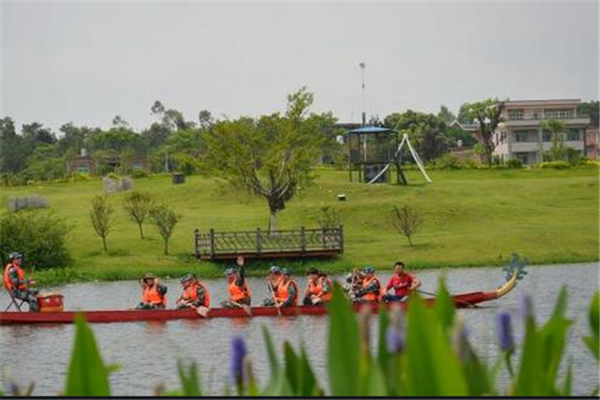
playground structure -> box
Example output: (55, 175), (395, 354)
(347, 126), (432, 185)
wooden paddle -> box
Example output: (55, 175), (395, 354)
(267, 280), (282, 317)
(194, 305), (210, 317)
(230, 300), (252, 317)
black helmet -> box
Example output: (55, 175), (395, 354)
(8, 252), (23, 261)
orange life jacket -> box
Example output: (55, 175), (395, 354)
(142, 283), (167, 307)
(275, 279), (298, 306)
(360, 276), (382, 302)
(229, 278), (252, 302)
(317, 276), (333, 301)
(3, 263), (26, 291)
(305, 278), (321, 297)
(182, 280), (210, 307)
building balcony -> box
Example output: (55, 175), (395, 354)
(502, 115), (590, 127)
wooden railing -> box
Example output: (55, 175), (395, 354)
(194, 226), (344, 260)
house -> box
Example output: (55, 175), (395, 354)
(492, 99), (590, 165)
(68, 149), (149, 175)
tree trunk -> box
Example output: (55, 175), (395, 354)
(138, 223), (145, 239)
(102, 236), (107, 252)
(164, 239), (169, 255)
(407, 235), (413, 247)
(268, 210), (278, 235)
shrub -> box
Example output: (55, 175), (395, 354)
(149, 203), (180, 255)
(90, 195), (114, 251)
(0, 211), (71, 269)
(123, 191), (154, 239)
(316, 206), (343, 229)
(540, 161), (570, 170)
(506, 158), (523, 169)
(391, 205), (423, 246)
(431, 154), (462, 170)
(70, 172), (90, 182)
(131, 169), (149, 179)
(106, 172), (120, 180)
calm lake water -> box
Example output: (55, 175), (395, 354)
(1, 263), (598, 396)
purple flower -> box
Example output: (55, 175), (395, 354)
(497, 311), (515, 353)
(386, 326), (404, 354)
(230, 336), (247, 386)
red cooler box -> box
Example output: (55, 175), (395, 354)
(36, 293), (64, 312)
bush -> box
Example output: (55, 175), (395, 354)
(540, 161), (570, 170)
(106, 172), (120, 180)
(431, 154), (463, 170)
(131, 169), (149, 179)
(70, 172), (90, 182)
(0, 211), (71, 269)
(506, 158), (523, 169)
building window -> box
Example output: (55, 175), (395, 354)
(515, 131), (529, 142)
(566, 129), (580, 141)
(77, 166), (89, 174)
(543, 130), (552, 142)
(544, 109), (574, 119)
(508, 109), (524, 120)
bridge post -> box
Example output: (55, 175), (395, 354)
(194, 229), (200, 259)
(300, 226), (306, 255)
(209, 228), (215, 259)
(256, 228), (262, 256)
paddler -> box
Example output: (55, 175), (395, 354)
(176, 274), (210, 309)
(382, 261), (421, 302)
(3, 252), (39, 312)
(220, 256), (252, 307)
(302, 268), (333, 305)
(353, 266), (383, 303)
(263, 268), (298, 308)
(136, 273), (167, 309)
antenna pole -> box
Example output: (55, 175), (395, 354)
(359, 62), (366, 127)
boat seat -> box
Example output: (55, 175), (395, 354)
(3, 286), (25, 312)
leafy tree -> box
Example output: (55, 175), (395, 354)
(21, 122), (56, 148)
(111, 115), (130, 129)
(461, 99), (506, 166)
(205, 88), (323, 232)
(123, 191), (153, 239)
(58, 123), (99, 156)
(446, 125), (477, 148)
(0, 117), (28, 173)
(578, 101), (599, 127)
(198, 110), (214, 129)
(149, 203), (180, 255)
(90, 195), (113, 252)
(24, 144), (65, 180)
(384, 110), (449, 161)
(391, 205), (423, 246)
(437, 105), (456, 124)
(164, 128), (205, 158)
(457, 103), (475, 124)
(542, 119), (567, 161)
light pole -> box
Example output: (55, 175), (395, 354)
(359, 62), (366, 127)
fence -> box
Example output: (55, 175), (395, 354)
(194, 226), (344, 260)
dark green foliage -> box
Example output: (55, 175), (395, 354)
(506, 158), (523, 169)
(0, 211), (71, 269)
(149, 203), (180, 255)
(384, 110), (449, 161)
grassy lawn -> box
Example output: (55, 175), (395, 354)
(1, 167), (598, 285)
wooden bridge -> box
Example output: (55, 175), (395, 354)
(194, 226), (344, 260)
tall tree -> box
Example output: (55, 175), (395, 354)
(384, 110), (449, 161)
(90, 195), (113, 252)
(462, 99), (506, 166)
(578, 101), (599, 127)
(0, 117), (28, 173)
(541, 119), (567, 161)
(437, 105), (456, 124)
(205, 88), (323, 232)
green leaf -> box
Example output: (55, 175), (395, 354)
(376, 306), (390, 369)
(584, 292), (599, 361)
(365, 362), (387, 396)
(262, 325), (280, 376)
(551, 286), (568, 319)
(177, 360), (202, 396)
(64, 313), (111, 396)
(404, 293), (468, 396)
(327, 283), (360, 396)
(434, 277), (455, 333)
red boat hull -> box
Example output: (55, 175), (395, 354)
(0, 290), (498, 325)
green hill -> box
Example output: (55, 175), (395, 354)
(1, 167), (598, 284)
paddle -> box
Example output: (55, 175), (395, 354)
(230, 300), (252, 317)
(267, 280), (282, 317)
(194, 305), (210, 317)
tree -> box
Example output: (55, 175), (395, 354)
(149, 203), (180, 255)
(384, 110), (449, 161)
(90, 195), (113, 252)
(0, 117), (28, 173)
(205, 88), (323, 233)
(578, 101), (599, 127)
(462, 99), (506, 166)
(112, 115), (130, 129)
(123, 191), (153, 239)
(542, 119), (567, 161)
(198, 110), (214, 129)
(437, 105), (456, 124)
(391, 205), (423, 246)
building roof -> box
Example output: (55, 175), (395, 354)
(504, 99), (581, 107)
(347, 126), (396, 134)
(449, 120), (479, 132)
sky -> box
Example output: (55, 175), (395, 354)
(1, 1), (598, 133)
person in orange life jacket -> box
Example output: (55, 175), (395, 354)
(220, 256), (252, 308)
(353, 266), (382, 303)
(3, 252), (39, 311)
(382, 261), (421, 303)
(263, 268), (298, 307)
(303, 268), (333, 305)
(136, 273), (168, 309)
(176, 274), (210, 309)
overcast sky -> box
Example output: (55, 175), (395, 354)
(1, 1), (598, 132)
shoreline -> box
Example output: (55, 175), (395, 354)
(31, 255), (599, 287)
